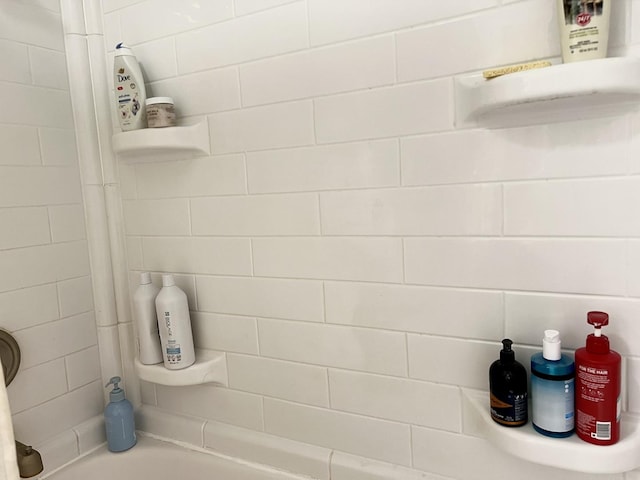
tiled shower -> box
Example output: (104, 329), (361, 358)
(2, 0), (640, 478)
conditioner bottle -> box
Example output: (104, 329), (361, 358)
(490, 339), (528, 427)
(132, 272), (163, 365)
(531, 330), (575, 437)
(155, 274), (196, 370)
(575, 311), (621, 445)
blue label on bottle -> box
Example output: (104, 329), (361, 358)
(166, 345), (182, 363)
(532, 375), (575, 433)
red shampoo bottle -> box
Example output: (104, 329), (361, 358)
(575, 311), (621, 445)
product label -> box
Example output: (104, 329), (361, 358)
(163, 311), (173, 337)
(560, 0), (606, 56)
(147, 104), (176, 128)
(162, 312), (183, 364)
(165, 340), (182, 364)
(576, 364), (619, 441)
(531, 375), (574, 434)
(490, 391), (527, 426)
(577, 364), (610, 403)
(115, 66), (141, 126)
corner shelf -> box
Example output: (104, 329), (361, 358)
(112, 119), (210, 163)
(463, 389), (640, 474)
(134, 349), (228, 387)
(455, 57), (640, 128)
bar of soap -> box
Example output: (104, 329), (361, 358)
(483, 61), (552, 79)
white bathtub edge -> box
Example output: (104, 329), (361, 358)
(33, 407), (455, 480)
(136, 405), (454, 480)
(203, 416), (331, 480)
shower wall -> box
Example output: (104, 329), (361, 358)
(104, 0), (640, 479)
(0, 0), (103, 467)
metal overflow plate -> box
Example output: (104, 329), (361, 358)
(0, 330), (20, 386)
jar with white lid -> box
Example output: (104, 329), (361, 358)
(145, 97), (176, 128)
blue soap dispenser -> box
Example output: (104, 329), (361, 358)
(531, 330), (575, 438)
(104, 376), (136, 452)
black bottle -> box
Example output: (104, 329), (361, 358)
(489, 339), (528, 427)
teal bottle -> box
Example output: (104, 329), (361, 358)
(531, 330), (575, 438)
(104, 376), (136, 452)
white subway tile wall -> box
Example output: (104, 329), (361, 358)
(0, 0), (102, 452)
(109, 0), (638, 478)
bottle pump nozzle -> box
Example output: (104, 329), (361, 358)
(587, 311), (609, 338)
(105, 376), (125, 402)
(542, 329), (562, 361)
(500, 338), (515, 363)
(106, 376), (121, 389)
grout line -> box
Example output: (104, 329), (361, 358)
(500, 183), (505, 237)
(326, 368), (332, 409)
(409, 424), (415, 469)
(327, 449), (335, 480)
(392, 32), (398, 84)
(304, 0), (311, 47)
(249, 238), (255, 276)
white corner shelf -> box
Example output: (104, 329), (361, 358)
(134, 349), (228, 387)
(463, 388), (640, 474)
(455, 57), (640, 128)
(112, 119), (210, 163)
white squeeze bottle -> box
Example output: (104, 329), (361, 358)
(155, 274), (196, 370)
(132, 272), (163, 365)
(113, 42), (146, 131)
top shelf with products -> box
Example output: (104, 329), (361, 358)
(455, 57), (640, 128)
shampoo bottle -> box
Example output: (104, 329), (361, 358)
(155, 274), (196, 370)
(104, 376), (136, 452)
(489, 339), (528, 427)
(575, 311), (621, 445)
(113, 43), (146, 131)
(531, 330), (575, 437)
(133, 272), (163, 365)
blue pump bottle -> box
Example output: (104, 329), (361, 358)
(531, 330), (575, 438)
(104, 376), (137, 452)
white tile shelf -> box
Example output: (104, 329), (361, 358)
(455, 57), (640, 128)
(463, 389), (640, 474)
(134, 349), (228, 387)
(112, 119), (210, 163)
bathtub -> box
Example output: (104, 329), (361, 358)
(41, 435), (309, 480)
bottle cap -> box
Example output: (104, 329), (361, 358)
(105, 376), (125, 402)
(586, 311), (610, 354)
(587, 311), (608, 337)
(499, 338), (515, 363)
(139, 272), (152, 285)
(542, 330), (561, 360)
(162, 274), (175, 287)
(114, 42), (134, 57)
(146, 97), (174, 106)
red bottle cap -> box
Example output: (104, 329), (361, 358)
(586, 311), (610, 354)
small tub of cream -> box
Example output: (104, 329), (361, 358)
(145, 97), (176, 128)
